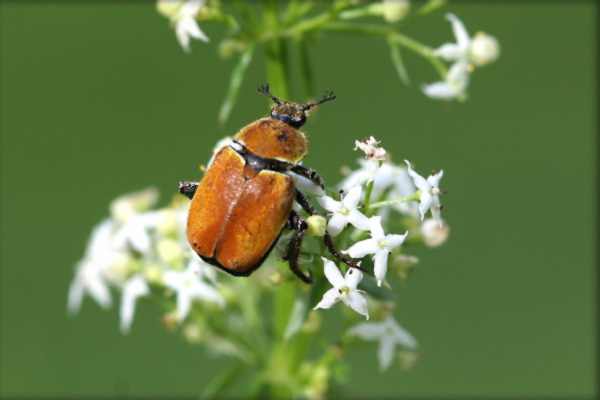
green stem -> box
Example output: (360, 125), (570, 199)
(362, 179), (375, 217)
(264, 0), (290, 98)
(369, 191), (420, 209)
(321, 22), (447, 78)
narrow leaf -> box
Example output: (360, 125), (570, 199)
(201, 362), (245, 400)
(388, 39), (411, 86)
(218, 45), (254, 124)
(298, 36), (316, 97)
(417, 0), (447, 16)
(283, 297), (308, 340)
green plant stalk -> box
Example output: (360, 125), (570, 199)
(369, 191), (421, 209)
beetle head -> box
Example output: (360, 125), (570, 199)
(258, 84), (336, 128)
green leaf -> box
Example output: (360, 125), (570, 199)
(283, 297), (308, 340)
(388, 39), (411, 86)
(417, 0), (447, 16)
(218, 45), (255, 124)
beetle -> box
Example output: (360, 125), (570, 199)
(178, 84), (360, 283)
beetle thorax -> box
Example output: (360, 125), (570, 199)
(234, 118), (308, 163)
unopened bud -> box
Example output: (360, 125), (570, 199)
(157, 238), (184, 267)
(306, 215), (327, 237)
(421, 218), (450, 247)
(371, 0), (410, 23)
(470, 32), (500, 66)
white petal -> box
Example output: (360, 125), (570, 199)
(342, 291), (369, 319)
(344, 267), (363, 290)
(327, 213), (348, 237)
(404, 161), (429, 191)
(348, 322), (386, 340)
(384, 232), (408, 250)
(313, 288), (340, 310)
(419, 191), (433, 220)
(318, 195), (341, 213)
(344, 238), (378, 258)
(179, 0), (204, 17)
(422, 82), (460, 100)
(447, 61), (470, 88)
(374, 251), (389, 287)
(347, 209), (371, 231)
(179, 17), (208, 43)
(434, 43), (463, 61)
(190, 281), (225, 307)
(431, 195), (442, 221)
(163, 270), (182, 291)
(388, 318), (418, 349)
(378, 336), (397, 371)
(446, 13), (470, 49)
(176, 291), (192, 322)
(342, 185), (363, 209)
(175, 23), (192, 52)
(86, 273), (112, 309)
(368, 216), (385, 240)
(322, 257), (345, 288)
(427, 170), (444, 188)
(289, 172), (325, 196)
(119, 276), (149, 334)
(67, 279), (84, 315)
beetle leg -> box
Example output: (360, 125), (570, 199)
(284, 211), (313, 284)
(294, 190), (368, 275)
(290, 165), (325, 190)
(178, 181), (198, 200)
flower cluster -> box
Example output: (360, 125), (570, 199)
(67, 188), (224, 334)
(423, 13), (500, 100)
(154, 0), (500, 123)
(68, 136), (448, 391)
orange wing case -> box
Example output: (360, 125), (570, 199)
(187, 146), (295, 275)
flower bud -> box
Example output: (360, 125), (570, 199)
(157, 238), (185, 267)
(156, 0), (183, 20)
(421, 218), (450, 247)
(143, 263), (164, 284)
(470, 32), (500, 66)
(156, 209), (179, 236)
(371, 0), (410, 23)
(306, 215), (327, 237)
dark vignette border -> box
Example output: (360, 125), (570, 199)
(0, 0), (597, 399)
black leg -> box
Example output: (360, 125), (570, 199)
(294, 190), (367, 274)
(291, 165), (325, 190)
(284, 211), (312, 284)
(178, 181), (198, 200)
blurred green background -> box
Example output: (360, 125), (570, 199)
(0, 1), (596, 398)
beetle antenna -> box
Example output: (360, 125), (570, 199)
(257, 83), (282, 105)
(302, 90), (336, 111)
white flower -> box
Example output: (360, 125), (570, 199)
(109, 188), (159, 224)
(313, 258), (369, 319)
(113, 212), (160, 254)
(422, 60), (469, 100)
(163, 263), (224, 322)
(68, 260), (112, 314)
(318, 186), (370, 236)
(339, 160), (414, 206)
(344, 216), (407, 287)
(435, 13), (499, 67)
(348, 316), (417, 371)
(354, 136), (387, 161)
(119, 275), (150, 334)
(421, 218), (450, 247)
(289, 171), (325, 196)
(67, 220), (117, 314)
(158, 0), (209, 53)
(404, 160), (444, 221)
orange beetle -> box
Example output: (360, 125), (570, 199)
(178, 84), (359, 283)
